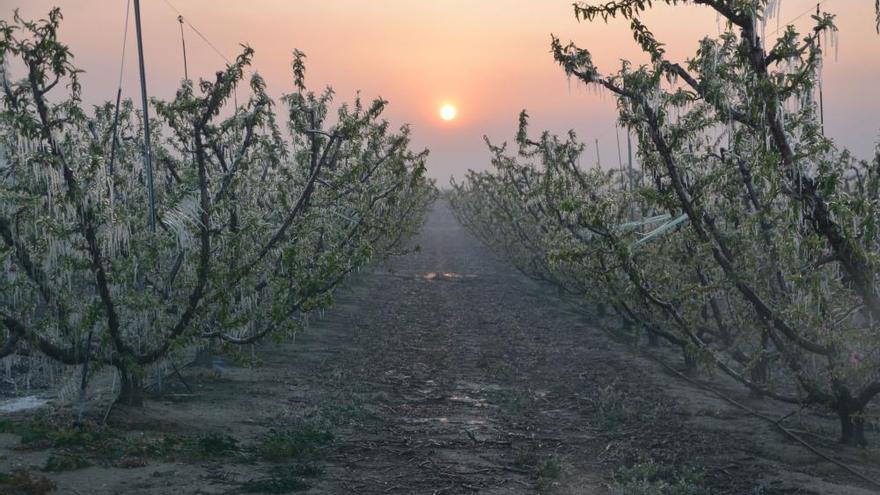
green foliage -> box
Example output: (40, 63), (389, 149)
(241, 464), (320, 493)
(316, 394), (374, 425)
(42, 454), (91, 472)
(614, 461), (707, 495)
(0, 418), (104, 449)
(0, 469), (56, 495)
(489, 388), (534, 416)
(591, 384), (634, 431)
(117, 431), (242, 462)
(513, 447), (562, 493)
(253, 420), (334, 462)
(193, 432), (239, 458)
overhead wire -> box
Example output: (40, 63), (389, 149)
(116, 0), (131, 90)
(159, 0), (239, 107)
(108, 0), (131, 174)
(765, 2), (833, 135)
(160, 0), (231, 65)
(768, 0), (832, 35)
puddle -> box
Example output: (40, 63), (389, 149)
(449, 394), (489, 407)
(0, 396), (49, 413)
(422, 272), (478, 281)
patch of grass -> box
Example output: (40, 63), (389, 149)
(0, 419), (52, 446)
(476, 352), (516, 380)
(42, 454), (92, 472)
(0, 469), (56, 495)
(118, 433), (181, 460)
(241, 464), (322, 494)
(614, 461), (708, 495)
(121, 432), (241, 462)
(513, 447), (539, 469)
(253, 420), (334, 462)
(534, 457), (562, 493)
(0, 418), (105, 449)
(489, 388), (533, 416)
(51, 428), (99, 448)
(592, 383), (633, 431)
(536, 457), (562, 479)
(317, 395), (374, 426)
(513, 447), (562, 493)
(192, 432), (239, 458)
(220, 343), (265, 368)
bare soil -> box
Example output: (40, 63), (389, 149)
(1, 201), (879, 494)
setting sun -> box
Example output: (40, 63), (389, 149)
(439, 103), (457, 121)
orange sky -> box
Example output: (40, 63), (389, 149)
(4, 1), (880, 182)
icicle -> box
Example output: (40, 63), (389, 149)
(831, 29), (839, 62)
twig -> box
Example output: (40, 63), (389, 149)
(774, 405), (807, 426)
(170, 360), (193, 393)
(102, 398), (115, 425)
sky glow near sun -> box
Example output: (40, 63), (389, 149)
(4, 1), (879, 183)
(440, 104), (457, 121)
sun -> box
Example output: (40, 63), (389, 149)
(439, 103), (457, 121)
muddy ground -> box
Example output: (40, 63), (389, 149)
(1, 202), (879, 494)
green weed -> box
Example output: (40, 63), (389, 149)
(253, 420), (334, 462)
(193, 432), (239, 458)
(317, 395), (374, 425)
(489, 388), (533, 416)
(42, 454), (92, 472)
(614, 461), (708, 495)
(241, 464), (322, 493)
(513, 447), (562, 493)
(0, 469), (56, 495)
(0, 418), (104, 449)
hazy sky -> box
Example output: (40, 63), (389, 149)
(4, 1), (879, 182)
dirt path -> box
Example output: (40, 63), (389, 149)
(2, 201), (879, 494)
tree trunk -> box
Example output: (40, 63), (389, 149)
(749, 358), (769, 399)
(117, 365), (144, 406)
(683, 347), (698, 373)
(750, 334), (770, 398)
(838, 408), (867, 447)
(621, 316), (634, 336)
(646, 327), (660, 347)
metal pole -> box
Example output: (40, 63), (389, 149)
(816, 3), (825, 136)
(615, 126), (623, 169)
(615, 126), (624, 189)
(75, 329), (94, 426)
(108, 87), (122, 174)
(133, 0), (157, 232)
(626, 130), (634, 190)
(178, 15), (189, 81)
(627, 130), (635, 219)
